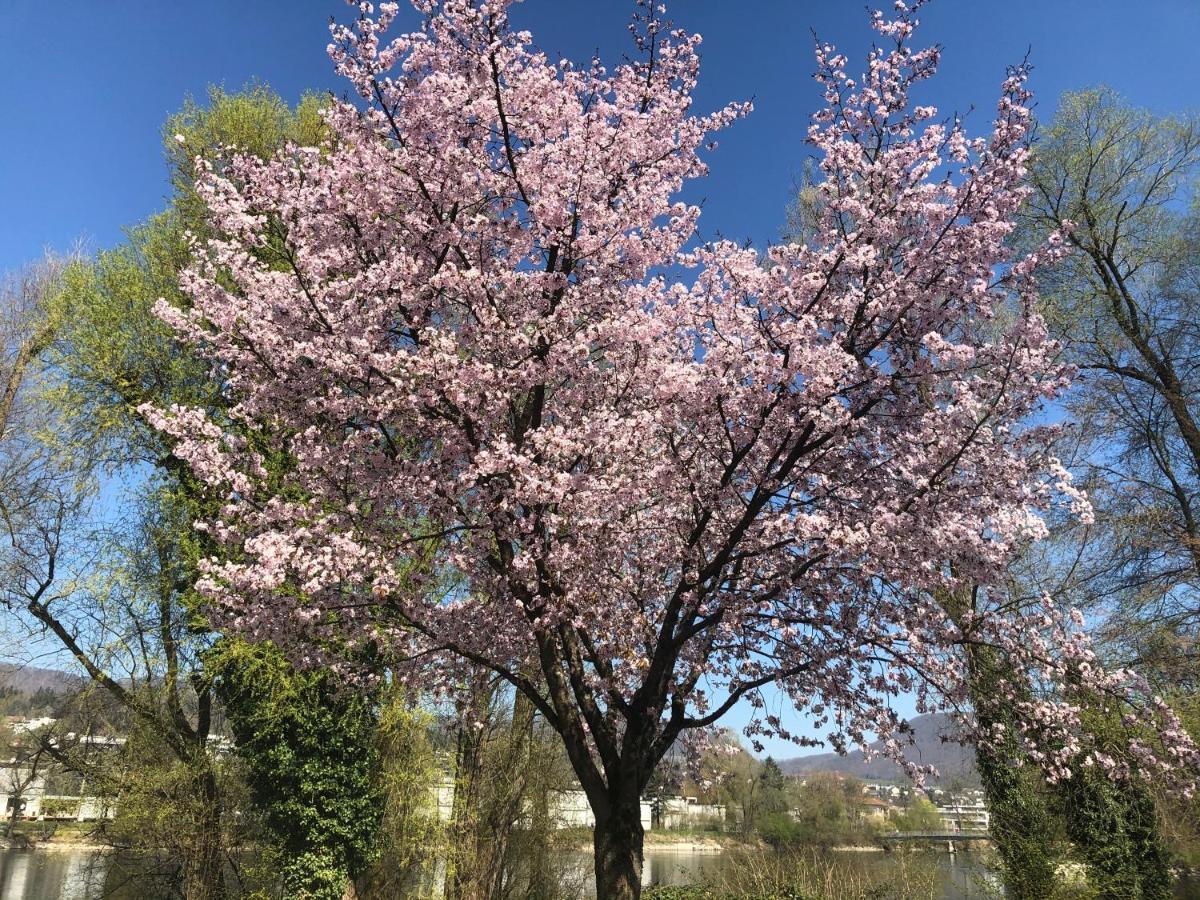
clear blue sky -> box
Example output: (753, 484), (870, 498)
(5, 0), (1198, 276)
(3, 0), (1198, 757)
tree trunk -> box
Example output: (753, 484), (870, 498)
(182, 766), (225, 900)
(447, 698), (487, 900)
(968, 647), (1058, 899)
(593, 791), (644, 900)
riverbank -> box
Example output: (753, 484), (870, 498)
(643, 836), (891, 855)
(2, 823), (112, 853)
(644, 833), (743, 853)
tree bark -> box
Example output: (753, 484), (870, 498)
(447, 677), (536, 900)
(592, 789), (644, 900)
(447, 717), (485, 900)
(182, 765), (226, 900)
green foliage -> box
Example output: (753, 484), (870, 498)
(1153, 684), (1200, 868)
(758, 812), (804, 848)
(889, 797), (940, 834)
(98, 708), (254, 898)
(49, 214), (214, 462)
(1048, 674), (1174, 900)
(695, 736), (763, 834)
(1120, 781), (1172, 900)
(1057, 766), (1172, 900)
(757, 758), (790, 818)
(788, 775), (857, 848)
(359, 687), (443, 898)
(216, 642), (384, 899)
(1018, 91), (1200, 891)
(48, 83), (332, 463)
(687, 739), (890, 849)
(164, 84), (328, 232)
(975, 745), (1059, 898)
(738, 772), (887, 850)
(966, 648), (1174, 900)
(37, 797), (79, 818)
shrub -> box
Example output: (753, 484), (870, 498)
(758, 812), (804, 847)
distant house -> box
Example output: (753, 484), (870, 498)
(0, 768), (45, 819)
(853, 795), (893, 823)
(555, 790), (653, 830)
(0, 765), (114, 822)
(10, 716), (57, 735)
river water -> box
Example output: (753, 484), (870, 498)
(2, 847), (1199, 899)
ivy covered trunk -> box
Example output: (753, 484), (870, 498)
(1121, 779), (1172, 900)
(969, 648), (1059, 898)
(219, 648), (383, 900)
(1061, 767), (1172, 900)
(935, 582), (1060, 898)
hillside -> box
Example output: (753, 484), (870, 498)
(0, 663), (84, 697)
(778, 713), (979, 786)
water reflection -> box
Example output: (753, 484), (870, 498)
(643, 849), (728, 889)
(0, 850), (154, 900)
(3, 851), (32, 898)
(60, 852), (107, 900)
(3, 846), (1200, 899)
(576, 848), (996, 899)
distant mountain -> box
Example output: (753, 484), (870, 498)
(0, 663), (84, 697)
(778, 713), (979, 786)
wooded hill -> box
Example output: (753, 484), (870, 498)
(779, 714), (980, 786)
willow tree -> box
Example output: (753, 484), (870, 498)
(1023, 87), (1200, 642)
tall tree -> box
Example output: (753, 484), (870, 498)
(756, 758), (789, 818)
(1016, 86), (1200, 895)
(1, 255), (231, 896)
(1022, 87), (1200, 644)
(148, 3), (1198, 896)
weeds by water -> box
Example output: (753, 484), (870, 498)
(644, 847), (940, 900)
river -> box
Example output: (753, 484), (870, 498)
(2, 846), (1199, 899)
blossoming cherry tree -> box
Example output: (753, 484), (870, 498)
(148, 1), (1198, 895)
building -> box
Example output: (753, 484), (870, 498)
(431, 779), (652, 831)
(653, 796), (726, 830)
(936, 799), (990, 833)
(853, 795), (894, 823)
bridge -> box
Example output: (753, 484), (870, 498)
(880, 831), (991, 852)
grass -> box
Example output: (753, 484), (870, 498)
(644, 846), (942, 900)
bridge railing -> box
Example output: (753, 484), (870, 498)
(882, 831), (991, 840)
